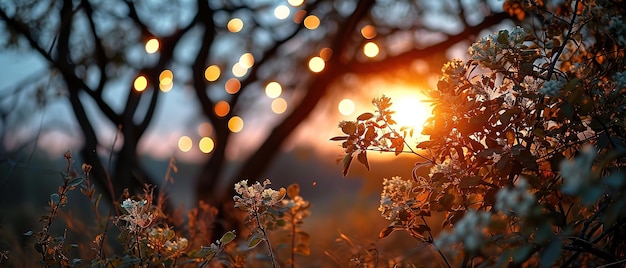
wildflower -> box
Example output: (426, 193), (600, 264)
(280, 195), (311, 221)
(116, 198), (155, 234)
(560, 145), (596, 195)
(233, 179), (286, 213)
(539, 79), (564, 96)
(164, 237), (188, 254)
(378, 176), (413, 221)
(495, 178), (536, 217)
(434, 210), (491, 253)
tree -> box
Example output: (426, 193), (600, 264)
(335, 0), (626, 266)
(1, 0), (510, 234)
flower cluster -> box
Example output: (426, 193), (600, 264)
(281, 195), (311, 221)
(539, 79), (565, 96)
(468, 26), (528, 67)
(434, 210), (492, 253)
(378, 176), (414, 221)
(495, 178), (536, 217)
(116, 198), (155, 234)
(234, 179), (286, 213)
(441, 59), (465, 83)
(560, 145), (597, 195)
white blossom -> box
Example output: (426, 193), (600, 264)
(495, 178), (536, 217)
(378, 176), (413, 221)
(560, 145), (596, 195)
(434, 210), (492, 252)
(234, 179), (285, 213)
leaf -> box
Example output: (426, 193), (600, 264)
(459, 176), (482, 188)
(220, 230), (236, 244)
(341, 121), (357, 135)
(357, 151), (369, 171)
(23, 230), (33, 236)
(341, 154), (353, 177)
(247, 231), (264, 249)
(357, 112), (374, 121)
(329, 136), (348, 141)
(69, 177), (84, 187)
(379, 225), (395, 239)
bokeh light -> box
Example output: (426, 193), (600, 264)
(231, 63), (248, 77)
(197, 122), (213, 136)
(338, 98), (355, 115)
(199, 137), (215, 153)
(239, 53), (254, 68)
(320, 47), (333, 60)
(159, 70), (173, 92)
(227, 18), (244, 33)
(288, 0), (304, 6)
(225, 78), (241, 94)
(361, 25), (377, 39)
(363, 42), (380, 58)
(293, 10), (306, 24)
(304, 15), (320, 30)
(145, 38), (159, 53)
(178, 136), (192, 152)
(204, 65), (221, 82)
(308, 56), (325, 73)
(214, 101), (230, 117)
(265, 81), (282, 99)
(228, 116), (244, 133)
(271, 98), (288, 114)
(274, 5), (290, 20)
(134, 75), (148, 92)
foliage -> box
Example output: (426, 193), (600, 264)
(334, 0), (626, 266)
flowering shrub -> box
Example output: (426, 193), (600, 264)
(333, 0), (626, 266)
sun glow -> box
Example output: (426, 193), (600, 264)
(385, 90), (432, 137)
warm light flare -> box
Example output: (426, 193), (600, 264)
(338, 99), (355, 116)
(227, 18), (244, 32)
(364, 42), (380, 58)
(215, 101), (230, 117)
(239, 53), (254, 68)
(178, 136), (192, 152)
(228, 116), (244, 133)
(205, 65), (221, 82)
(145, 38), (159, 53)
(225, 78), (241, 94)
(199, 137), (215, 153)
(232, 63), (248, 77)
(304, 15), (320, 29)
(271, 98), (288, 114)
(274, 5), (290, 20)
(361, 25), (377, 39)
(288, 0), (304, 6)
(265, 81), (282, 99)
(308, 56), (325, 73)
(134, 75), (148, 92)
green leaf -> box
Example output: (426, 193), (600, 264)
(248, 231), (264, 249)
(220, 230), (236, 244)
